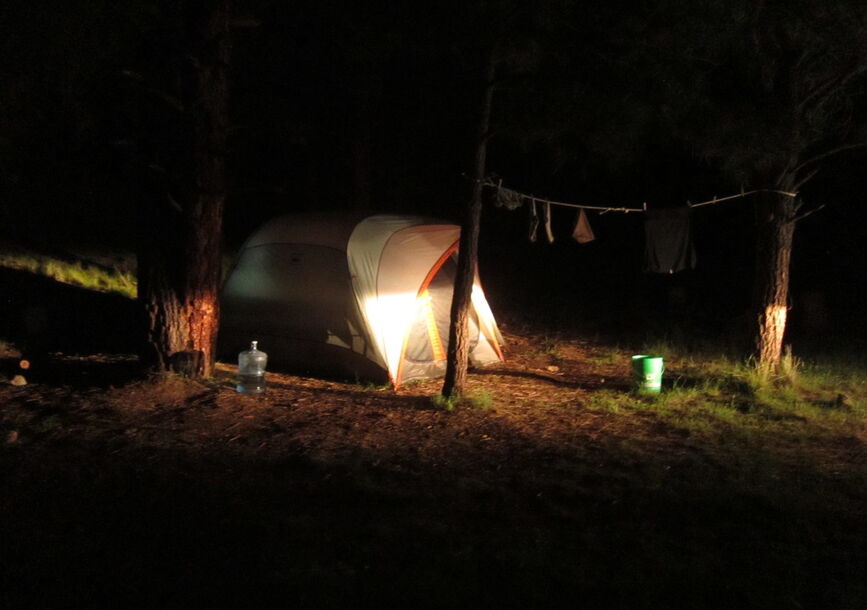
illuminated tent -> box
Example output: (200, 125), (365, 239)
(219, 213), (504, 387)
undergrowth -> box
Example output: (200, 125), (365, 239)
(0, 243), (137, 298)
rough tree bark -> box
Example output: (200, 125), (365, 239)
(752, 179), (797, 376)
(138, 0), (231, 378)
(442, 51), (496, 398)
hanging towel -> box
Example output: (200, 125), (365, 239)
(644, 206), (696, 273)
(528, 200), (539, 242)
(572, 209), (595, 243)
(543, 203), (555, 243)
(495, 185), (524, 210)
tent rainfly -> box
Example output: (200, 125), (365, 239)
(219, 213), (505, 387)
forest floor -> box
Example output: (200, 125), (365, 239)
(1, 329), (866, 609)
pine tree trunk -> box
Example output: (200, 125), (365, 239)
(753, 189), (796, 375)
(138, 0), (231, 379)
(442, 52), (496, 398)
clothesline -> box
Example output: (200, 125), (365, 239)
(483, 176), (802, 273)
(687, 188), (798, 208)
(485, 177), (798, 214)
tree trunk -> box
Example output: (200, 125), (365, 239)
(753, 187), (796, 375)
(442, 52), (496, 398)
(138, 0), (231, 378)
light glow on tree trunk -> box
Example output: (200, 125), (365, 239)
(757, 304), (788, 375)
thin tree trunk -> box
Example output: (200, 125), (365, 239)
(753, 187), (796, 375)
(139, 0), (231, 378)
(442, 52), (496, 398)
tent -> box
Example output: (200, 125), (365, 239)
(219, 213), (504, 387)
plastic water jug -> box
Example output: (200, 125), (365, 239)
(237, 340), (268, 394)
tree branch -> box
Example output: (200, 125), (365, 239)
(797, 63), (867, 117)
(793, 140), (867, 174)
(792, 166), (820, 192)
(789, 203), (825, 224)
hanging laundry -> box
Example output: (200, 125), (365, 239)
(543, 203), (555, 243)
(495, 185), (524, 210)
(572, 208), (595, 243)
(528, 200), (539, 242)
(644, 206), (696, 273)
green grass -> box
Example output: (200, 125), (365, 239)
(431, 389), (495, 411)
(0, 242), (242, 300)
(537, 333), (566, 358)
(585, 346), (623, 366)
(355, 379), (392, 392)
(0, 242), (137, 298)
(586, 339), (867, 461)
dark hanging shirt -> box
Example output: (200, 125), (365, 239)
(644, 206), (696, 273)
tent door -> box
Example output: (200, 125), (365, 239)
(418, 289), (447, 362)
(401, 258), (480, 380)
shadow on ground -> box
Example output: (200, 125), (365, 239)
(0, 267), (138, 358)
(1, 427), (864, 609)
(0, 353), (143, 389)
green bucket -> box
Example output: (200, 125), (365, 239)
(631, 355), (664, 394)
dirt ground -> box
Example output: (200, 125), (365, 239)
(0, 330), (629, 465)
(1, 331), (865, 609)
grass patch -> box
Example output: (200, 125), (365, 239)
(586, 338), (867, 448)
(355, 379), (392, 392)
(0, 242), (137, 298)
(431, 389), (495, 411)
(532, 332), (568, 362)
(585, 345), (623, 367)
(0, 242), (242, 300)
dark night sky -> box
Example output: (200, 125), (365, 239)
(2, 0), (866, 340)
